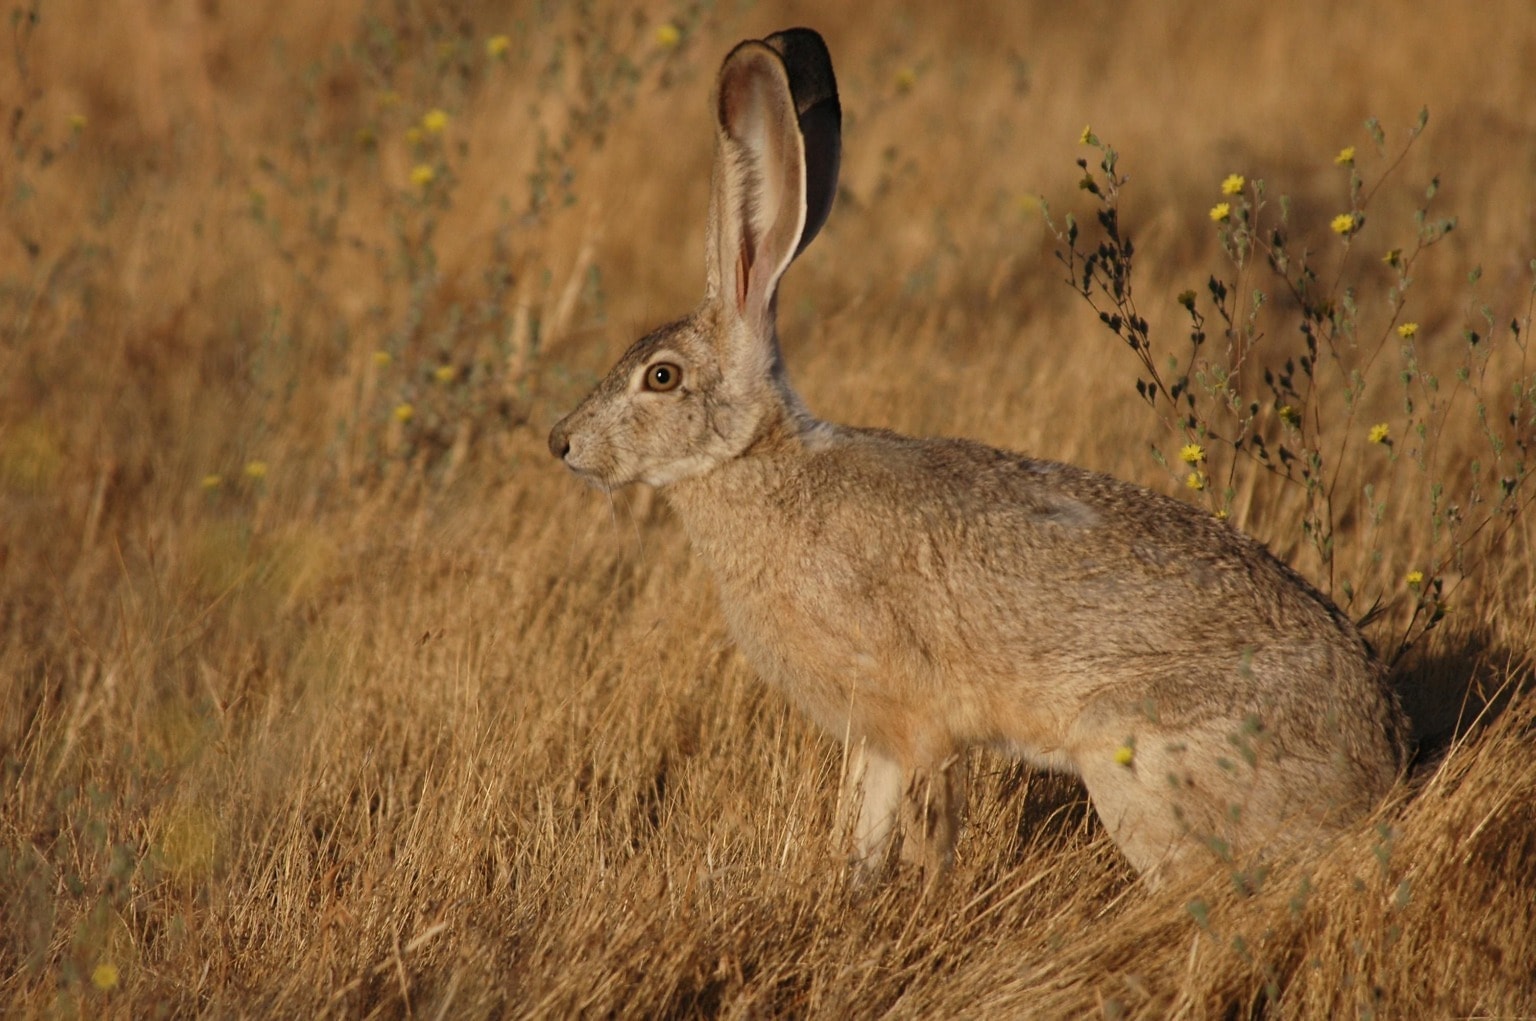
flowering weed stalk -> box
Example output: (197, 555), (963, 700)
(1048, 114), (1536, 659)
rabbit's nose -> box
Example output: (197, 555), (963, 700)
(548, 424), (571, 460)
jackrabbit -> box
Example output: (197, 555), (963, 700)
(549, 28), (1406, 882)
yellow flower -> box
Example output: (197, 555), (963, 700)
(1397, 322), (1419, 339)
(1368, 422), (1390, 444)
(421, 109), (449, 135)
(1331, 213), (1357, 235)
(1210, 203), (1232, 223)
(1215, 508), (1230, 521)
(1179, 443), (1206, 465)
(1278, 404), (1301, 426)
(433, 364), (457, 383)
(244, 460), (268, 479)
(894, 67), (917, 92)
(373, 350), (392, 367)
(486, 34), (510, 58)
(92, 962), (119, 990)
(1335, 146), (1356, 166)
(1113, 743), (1135, 767)
(201, 474), (222, 490)
(1383, 248), (1402, 267)
(1221, 174), (1245, 196)
(655, 22), (681, 48)
(1185, 471), (1206, 491)
(1079, 124), (1094, 145)
(394, 403), (415, 423)
(410, 164), (435, 189)
(68, 113), (87, 131)
(1405, 570), (1425, 586)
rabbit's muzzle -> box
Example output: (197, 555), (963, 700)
(548, 423), (572, 462)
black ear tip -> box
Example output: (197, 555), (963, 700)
(764, 27), (840, 122)
(764, 27), (829, 63)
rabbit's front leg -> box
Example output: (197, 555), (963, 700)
(841, 741), (965, 875)
(900, 752), (966, 874)
(840, 739), (906, 869)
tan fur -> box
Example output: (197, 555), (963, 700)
(549, 29), (1406, 883)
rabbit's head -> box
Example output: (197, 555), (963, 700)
(550, 29), (841, 489)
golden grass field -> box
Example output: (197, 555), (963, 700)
(3, 0), (1535, 1016)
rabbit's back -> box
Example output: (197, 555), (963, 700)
(670, 422), (1369, 673)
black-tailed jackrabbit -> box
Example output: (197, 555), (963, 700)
(549, 28), (1406, 882)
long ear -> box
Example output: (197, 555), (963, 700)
(705, 30), (841, 332)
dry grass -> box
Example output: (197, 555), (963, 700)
(3, 0), (1535, 1016)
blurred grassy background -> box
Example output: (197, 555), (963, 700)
(2, 0), (1534, 1015)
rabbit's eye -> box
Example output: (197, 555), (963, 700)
(644, 362), (682, 392)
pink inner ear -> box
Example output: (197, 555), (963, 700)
(735, 239), (751, 313)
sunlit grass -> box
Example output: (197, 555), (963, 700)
(2, 0), (1533, 1016)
